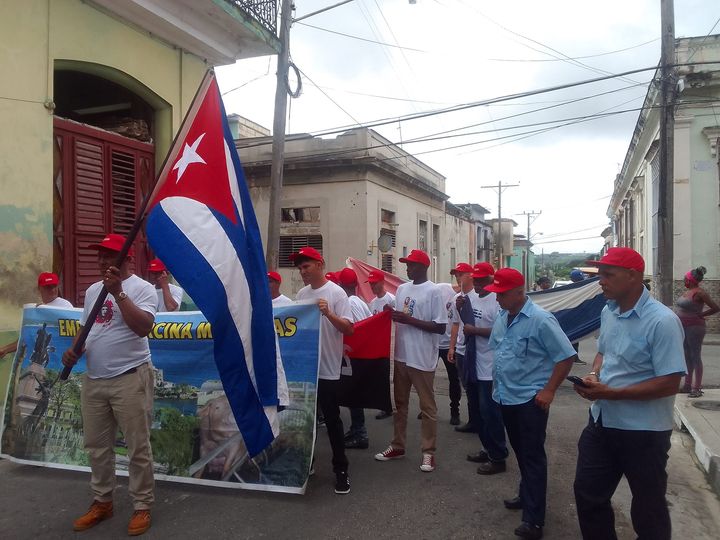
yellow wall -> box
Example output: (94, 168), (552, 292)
(0, 0), (210, 331)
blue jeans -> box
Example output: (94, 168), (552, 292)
(501, 398), (549, 527)
(476, 380), (508, 462)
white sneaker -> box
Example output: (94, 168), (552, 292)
(420, 453), (435, 472)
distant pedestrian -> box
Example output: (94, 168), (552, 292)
(268, 271), (292, 306)
(487, 268), (576, 539)
(367, 270), (395, 420)
(573, 247), (686, 540)
(536, 276), (551, 290)
(147, 258), (183, 312)
(375, 249), (447, 473)
(292, 247), (354, 494)
(461, 263), (507, 475)
(675, 266), (719, 397)
(336, 268), (373, 450)
(448, 262), (478, 430)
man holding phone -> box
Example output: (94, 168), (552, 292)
(572, 248), (685, 540)
(147, 258), (183, 312)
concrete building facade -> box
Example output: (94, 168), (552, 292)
(237, 128), (485, 294)
(607, 35), (720, 330)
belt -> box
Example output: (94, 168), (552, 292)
(116, 363), (147, 377)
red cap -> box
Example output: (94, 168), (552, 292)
(586, 247), (644, 273)
(450, 262), (474, 275)
(88, 233), (134, 256)
(37, 272), (59, 287)
(484, 268), (525, 293)
(366, 270), (385, 284)
(337, 268), (358, 286)
(399, 249), (431, 267)
(325, 271), (339, 283)
(267, 271), (282, 283)
(289, 246), (324, 264)
(148, 258), (167, 273)
(472, 262), (495, 279)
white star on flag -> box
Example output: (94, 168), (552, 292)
(173, 133), (206, 182)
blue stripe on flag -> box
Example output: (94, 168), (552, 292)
(147, 206), (275, 456)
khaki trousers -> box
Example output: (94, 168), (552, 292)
(391, 361), (437, 455)
(81, 363), (155, 510)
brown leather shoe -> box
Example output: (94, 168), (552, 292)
(128, 510), (152, 536)
(73, 500), (113, 531)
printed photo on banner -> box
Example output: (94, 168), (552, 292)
(0, 302), (320, 495)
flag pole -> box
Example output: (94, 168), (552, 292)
(59, 69), (216, 380)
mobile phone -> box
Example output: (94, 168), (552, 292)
(566, 375), (591, 388)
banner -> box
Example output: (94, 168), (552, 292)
(0, 303), (320, 495)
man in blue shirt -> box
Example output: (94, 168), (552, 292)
(573, 247), (685, 540)
(487, 268), (576, 540)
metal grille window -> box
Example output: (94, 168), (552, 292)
(381, 254), (393, 273)
(418, 220), (427, 251)
(279, 235), (323, 268)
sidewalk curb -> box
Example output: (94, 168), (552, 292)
(674, 393), (720, 497)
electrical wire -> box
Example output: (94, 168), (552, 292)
(488, 37), (660, 62)
(294, 21), (426, 52)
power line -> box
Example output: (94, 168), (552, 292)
(488, 37), (660, 62)
(298, 67), (363, 126)
(294, 21), (425, 52)
(534, 235), (603, 245)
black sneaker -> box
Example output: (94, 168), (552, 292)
(514, 522), (543, 539)
(450, 414), (461, 426)
(476, 460), (507, 475)
(375, 410), (393, 420)
(334, 471), (350, 494)
(466, 450), (489, 463)
(344, 437), (369, 449)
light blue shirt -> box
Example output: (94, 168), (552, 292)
(591, 287), (686, 431)
(490, 297), (576, 405)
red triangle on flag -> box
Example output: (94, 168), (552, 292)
(150, 73), (238, 224)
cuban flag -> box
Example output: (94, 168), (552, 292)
(145, 71), (287, 457)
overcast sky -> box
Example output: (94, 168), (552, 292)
(216, 0), (718, 254)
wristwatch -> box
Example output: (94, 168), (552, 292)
(117, 291), (128, 302)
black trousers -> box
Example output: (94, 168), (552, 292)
(317, 378), (349, 473)
(502, 399), (549, 527)
(439, 348), (461, 417)
(574, 415), (672, 540)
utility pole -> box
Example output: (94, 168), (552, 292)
(482, 182), (519, 268)
(266, 0), (293, 271)
(518, 210), (541, 290)
(657, 0), (675, 305)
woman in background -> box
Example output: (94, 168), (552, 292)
(675, 266), (719, 397)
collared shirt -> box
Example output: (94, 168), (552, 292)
(490, 297), (576, 405)
(592, 287), (686, 431)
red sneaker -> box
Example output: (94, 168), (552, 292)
(374, 446), (406, 461)
(420, 453), (436, 472)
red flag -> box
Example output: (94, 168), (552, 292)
(345, 258), (407, 303)
(343, 311), (391, 359)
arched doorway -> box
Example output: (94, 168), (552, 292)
(52, 63), (168, 305)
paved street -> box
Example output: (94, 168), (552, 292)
(1, 339), (719, 539)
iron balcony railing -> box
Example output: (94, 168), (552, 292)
(225, 0), (278, 35)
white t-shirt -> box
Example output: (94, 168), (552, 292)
(348, 295), (372, 323)
(472, 292), (500, 381)
(437, 283), (457, 349)
(450, 289), (478, 356)
(369, 292), (395, 314)
(272, 294), (293, 306)
(39, 297), (73, 308)
(81, 274), (158, 379)
(156, 283), (184, 312)
(394, 280), (448, 372)
(296, 280), (353, 381)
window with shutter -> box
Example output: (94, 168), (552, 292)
(278, 235), (323, 268)
(53, 118), (153, 305)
